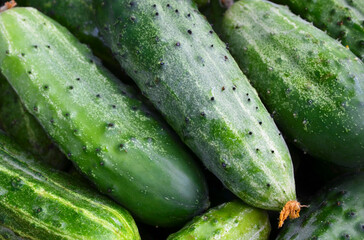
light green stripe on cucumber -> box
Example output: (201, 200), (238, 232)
(0, 131), (140, 240)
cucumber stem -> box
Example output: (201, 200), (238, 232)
(0, 0), (17, 13)
(278, 200), (309, 228)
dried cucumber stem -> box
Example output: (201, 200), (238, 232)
(0, 0), (17, 13)
(278, 200), (308, 228)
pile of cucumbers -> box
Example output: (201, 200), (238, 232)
(0, 0), (362, 239)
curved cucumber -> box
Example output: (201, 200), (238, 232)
(0, 131), (140, 240)
(221, 0), (364, 167)
(93, 0), (296, 211)
(0, 74), (69, 170)
(0, 7), (208, 227)
(277, 173), (364, 240)
(271, 0), (364, 61)
(168, 201), (271, 240)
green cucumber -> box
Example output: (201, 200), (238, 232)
(168, 201), (270, 240)
(0, 131), (140, 240)
(0, 7), (208, 227)
(276, 173), (364, 240)
(271, 0), (364, 61)
(168, 201), (271, 240)
(220, 0), (364, 167)
(194, 0), (210, 8)
(93, 0), (296, 211)
(15, 0), (126, 79)
(0, 74), (69, 170)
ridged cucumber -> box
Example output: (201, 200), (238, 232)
(271, 0), (364, 61)
(220, 0), (364, 167)
(93, 0), (297, 212)
(0, 74), (69, 170)
(276, 173), (364, 240)
(0, 131), (140, 240)
(168, 201), (271, 240)
(0, 7), (208, 226)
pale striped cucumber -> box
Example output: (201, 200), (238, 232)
(168, 201), (271, 240)
(271, 0), (364, 61)
(220, 0), (364, 167)
(0, 7), (208, 226)
(0, 74), (69, 170)
(0, 131), (140, 240)
(93, 0), (297, 212)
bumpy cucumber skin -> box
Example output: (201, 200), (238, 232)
(0, 7), (209, 227)
(93, 0), (296, 211)
(271, 0), (364, 61)
(15, 0), (125, 78)
(0, 74), (69, 170)
(168, 201), (271, 240)
(221, 0), (364, 167)
(277, 173), (364, 240)
(0, 131), (140, 240)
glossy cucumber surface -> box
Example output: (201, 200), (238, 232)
(271, 0), (364, 61)
(0, 7), (208, 227)
(93, 0), (296, 211)
(221, 0), (364, 167)
(168, 201), (271, 240)
(15, 0), (124, 78)
(0, 74), (69, 170)
(0, 131), (140, 240)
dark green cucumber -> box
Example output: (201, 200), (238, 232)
(271, 0), (364, 61)
(276, 173), (364, 240)
(168, 201), (270, 240)
(0, 131), (140, 240)
(93, 0), (296, 211)
(221, 0), (364, 167)
(0, 7), (208, 227)
(0, 74), (69, 170)
(15, 0), (127, 80)
(194, 0), (210, 8)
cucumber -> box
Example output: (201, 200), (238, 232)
(0, 7), (208, 227)
(0, 131), (140, 240)
(271, 0), (364, 61)
(276, 173), (364, 240)
(93, 0), (297, 212)
(15, 0), (126, 80)
(220, 0), (364, 167)
(168, 201), (271, 240)
(0, 74), (69, 170)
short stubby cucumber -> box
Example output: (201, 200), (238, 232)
(221, 0), (364, 167)
(168, 201), (271, 240)
(93, 0), (297, 212)
(0, 74), (69, 170)
(0, 131), (140, 240)
(271, 0), (364, 61)
(276, 173), (364, 240)
(0, 7), (209, 227)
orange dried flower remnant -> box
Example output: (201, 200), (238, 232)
(278, 200), (309, 228)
